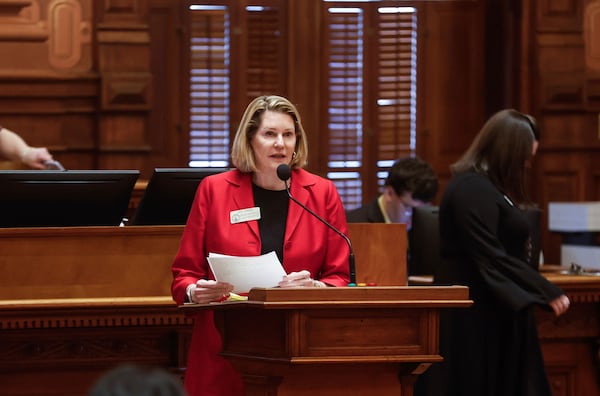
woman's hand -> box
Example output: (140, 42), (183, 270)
(188, 279), (234, 304)
(278, 270), (326, 288)
(549, 294), (570, 317)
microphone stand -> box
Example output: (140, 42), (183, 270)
(282, 179), (357, 286)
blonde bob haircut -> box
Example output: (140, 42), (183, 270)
(231, 95), (308, 172)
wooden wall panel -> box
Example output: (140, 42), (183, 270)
(95, 1), (151, 171)
(523, 0), (600, 265)
(537, 153), (588, 262)
(0, 0), (97, 170)
(418, 1), (485, 192)
(584, 2), (600, 71)
(0, 0), (489, 183)
(0, 1), (46, 42)
(540, 112), (600, 149)
(47, 0), (92, 70)
(594, 153), (600, 198)
(290, 1), (321, 171)
(144, 0), (186, 173)
(537, 0), (582, 32)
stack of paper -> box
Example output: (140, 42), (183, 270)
(207, 251), (286, 294)
(548, 202), (600, 232)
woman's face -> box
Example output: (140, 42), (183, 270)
(251, 110), (297, 175)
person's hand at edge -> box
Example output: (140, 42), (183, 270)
(187, 279), (234, 304)
(549, 294), (570, 317)
(278, 270), (327, 288)
(21, 147), (53, 169)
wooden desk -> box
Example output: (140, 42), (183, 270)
(535, 272), (600, 396)
(2, 225), (599, 396)
(0, 223), (407, 395)
(405, 268), (600, 396)
(0, 226), (191, 396)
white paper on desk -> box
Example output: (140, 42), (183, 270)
(207, 251), (286, 293)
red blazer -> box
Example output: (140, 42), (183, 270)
(171, 168), (350, 396)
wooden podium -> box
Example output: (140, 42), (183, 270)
(183, 286), (471, 396)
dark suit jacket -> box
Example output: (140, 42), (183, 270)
(345, 198), (385, 223)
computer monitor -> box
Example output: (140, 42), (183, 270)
(130, 167), (229, 225)
(408, 205), (543, 275)
(0, 170), (139, 227)
(408, 205), (440, 276)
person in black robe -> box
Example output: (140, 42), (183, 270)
(416, 109), (570, 396)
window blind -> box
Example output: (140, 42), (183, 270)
(189, 5), (230, 167)
(187, 1), (417, 208)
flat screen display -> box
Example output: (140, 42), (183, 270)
(408, 205), (440, 276)
(130, 167), (228, 225)
(409, 205), (543, 275)
(0, 170), (139, 227)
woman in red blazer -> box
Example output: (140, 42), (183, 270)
(171, 95), (351, 396)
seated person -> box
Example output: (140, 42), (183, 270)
(345, 156), (438, 229)
(0, 126), (54, 169)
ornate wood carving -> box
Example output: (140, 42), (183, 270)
(584, 2), (600, 73)
(0, 302), (191, 330)
(103, 0), (141, 17)
(537, 0), (582, 32)
(536, 274), (600, 395)
(101, 72), (151, 109)
(47, 0), (91, 69)
(0, 0), (46, 42)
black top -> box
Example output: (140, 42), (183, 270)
(417, 170), (563, 396)
(252, 183), (289, 263)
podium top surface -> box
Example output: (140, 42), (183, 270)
(181, 285), (472, 311)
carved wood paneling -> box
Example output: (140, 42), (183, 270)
(537, 0), (582, 32)
(0, 324), (189, 369)
(586, 77), (600, 106)
(0, 75), (98, 169)
(584, 1), (600, 72)
(537, 35), (585, 108)
(524, 0), (600, 265)
(0, 0), (46, 41)
(536, 153), (587, 263)
(535, 275), (600, 396)
(540, 75), (585, 108)
(96, 0), (145, 26)
(594, 154), (600, 198)
(47, 0), (91, 69)
(543, 342), (585, 396)
(418, 1), (485, 188)
(539, 113), (598, 148)
(0, 1), (92, 70)
(96, 0), (152, 170)
(0, 307), (192, 396)
(101, 72), (151, 109)
(104, 0), (139, 14)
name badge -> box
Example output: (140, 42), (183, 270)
(230, 207), (261, 224)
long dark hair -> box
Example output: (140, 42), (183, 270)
(451, 109), (539, 203)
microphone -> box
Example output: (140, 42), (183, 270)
(276, 164), (357, 285)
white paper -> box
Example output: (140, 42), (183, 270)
(207, 251), (286, 293)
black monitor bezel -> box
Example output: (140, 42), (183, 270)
(408, 205), (440, 276)
(130, 167), (229, 226)
(0, 170), (139, 228)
